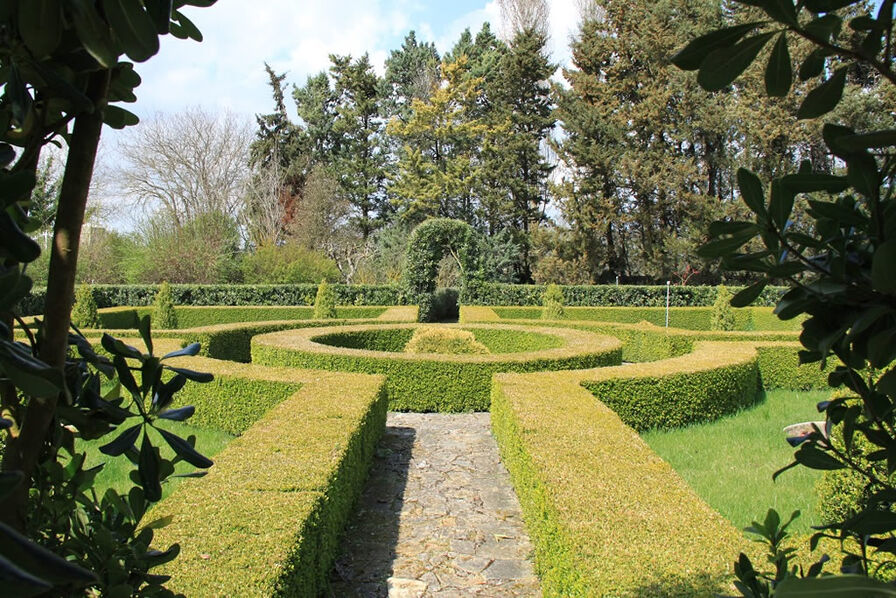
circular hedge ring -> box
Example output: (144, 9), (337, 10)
(251, 323), (623, 412)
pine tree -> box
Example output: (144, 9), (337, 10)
(381, 31), (441, 121)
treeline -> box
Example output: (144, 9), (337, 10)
(37, 0), (891, 287)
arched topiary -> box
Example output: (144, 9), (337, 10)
(403, 218), (482, 322)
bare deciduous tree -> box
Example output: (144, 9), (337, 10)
(116, 107), (252, 227)
(499, 0), (549, 37)
(242, 151), (288, 248)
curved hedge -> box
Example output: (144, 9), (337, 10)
(251, 324), (623, 412)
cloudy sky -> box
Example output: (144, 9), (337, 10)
(130, 0), (582, 122)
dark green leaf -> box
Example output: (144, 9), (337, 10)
(172, 10), (202, 41)
(161, 342), (200, 360)
(768, 180), (795, 229)
(99, 423), (141, 457)
(732, 279), (768, 307)
(779, 173), (849, 194)
(0, 144), (14, 168)
(157, 428), (212, 468)
(158, 405), (195, 421)
(804, 0), (863, 12)
(765, 33), (792, 96)
(103, 105), (139, 129)
(672, 22), (765, 70)
(0, 340), (63, 398)
(138, 315), (152, 355)
(878, 369), (896, 399)
(138, 433), (162, 502)
(833, 129), (896, 152)
(872, 239), (896, 293)
(145, 0), (173, 34)
(101, 334), (143, 360)
(846, 151), (880, 199)
(0, 210), (41, 263)
(152, 374), (185, 411)
(868, 330), (896, 369)
(697, 32), (776, 91)
(794, 443), (844, 470)
(18, 0), (62, 57)
(164, 366), (213, 383)
(0, 522), (98, 585)
(68, 0), (119, 68)
(102, 0), (161, 62)
(0, 471), (23, 501)
(737, 168), (767, 215)
(802, 14), (842, 42)
(799, 48), (827, 80)
(797, 67), (847, 119)
(807, 200), (867, 226)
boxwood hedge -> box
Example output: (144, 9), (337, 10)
(491, 368), (751, 596)
(153, 357), (388, 597)
(95, 305), (388, 330)
(251, 324), (623, 412)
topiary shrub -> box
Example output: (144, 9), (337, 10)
(541, 283), (565, 320)
(313, 279), (337, 319)
(711, 285), (735, 331)
(153, 281), (178, 329)
(71, 284), (99, 329)
(404, 327), (490, 355)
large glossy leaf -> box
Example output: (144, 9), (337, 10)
(846, 151), (880, 199)
(138, 434), (162, 502)
(98, 423), (141, 457)
(872, 240), (896, 294)
(779, 173), (849, 194)
(833, 129), (896, 152)
(102, 0), (160, 62)
(18, 0), (62, 57)
(737, 168), (767, 215)
(799, 48), (827, 80)
(161, 342), (200, 360)
(0, 210), (41, 264)
(698, 32), (776, 91)
(102, 105), (139, 129)
(0, 340), (63, 398)
(765, 33), (792, 96)
(732, 279), (768, 307)
(769, 180), (796, 229)
(164, 366), (213, 383)
(797, 67), (847, 119)
(158, 405), (195, 421)
(145, 0), (173, 34)
(804, 0), (864, 12)
(0, 522), (97, 586)
(68, 0), (119, 68)
(101, 334), (143, 360)
(157, 428), (212, 468)
(671, 22), (764, 70)
(794, 443), (845, 470)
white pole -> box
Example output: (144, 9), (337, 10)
(616, 275), (619, 286)
(665, 281), (671, 328)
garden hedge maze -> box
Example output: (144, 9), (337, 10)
(58, 297), (829, 597)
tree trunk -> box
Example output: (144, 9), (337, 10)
(0, 70), (110, 531)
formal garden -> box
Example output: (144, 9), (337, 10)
(2, 0), (896, 597)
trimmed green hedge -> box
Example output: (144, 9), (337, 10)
(18, 284), (406, 315)
(756, 344), (834, 390)
(96, 305), (388, 330)
(468, 283), (786, 307)
(251, 324), (623, 412)
(153, 360), (388, 597)
(492, 306), (802, 332)
(172, 376), (302, 436)
(582, 343), (762, 431)
(491, 368), (750, 596)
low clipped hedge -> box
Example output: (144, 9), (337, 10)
(251, 324), (623, 412)
(491, 306), (801, 332)
(756, 344), (834, 390)
(491, 368), (750, 596)
(96, 305), (388, 330)
(18, 284), (406, 315)
(468, 283), (786, 307)
(153, 357), (388, 597)
(581, 342), (762, 431)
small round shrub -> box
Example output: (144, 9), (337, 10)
(542, 283), (565, 320)
(71, 285), (100, 329)
(711, 285), (736, 331)
(153, 281), (178, 329)
(404, 327), (490, 355)
(313, 279), (337, 319)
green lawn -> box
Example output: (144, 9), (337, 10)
(80, 419), (235, 501)
(642, 389), (829, 535)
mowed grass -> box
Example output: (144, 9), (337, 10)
(79, 419), (235, 501)
(642, 389), (829, 535)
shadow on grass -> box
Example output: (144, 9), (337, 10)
(629, 571), (735, 598)
(327, 425), (415, 597)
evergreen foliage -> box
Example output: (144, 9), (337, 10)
(313, 279), (337, 319)
(710, 285), (735, 331)
(541, 283), (565, 320)
(404, 327), (490, 355)
(71, 285), (100, 329)
(153, 282), (178, 330)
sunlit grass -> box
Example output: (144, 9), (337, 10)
(642, 389), (829, 535)
(79, 419), (234, 501)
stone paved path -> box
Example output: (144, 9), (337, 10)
(329, 413), (541, 597)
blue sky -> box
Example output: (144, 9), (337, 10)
(131, 1), (581, 122)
